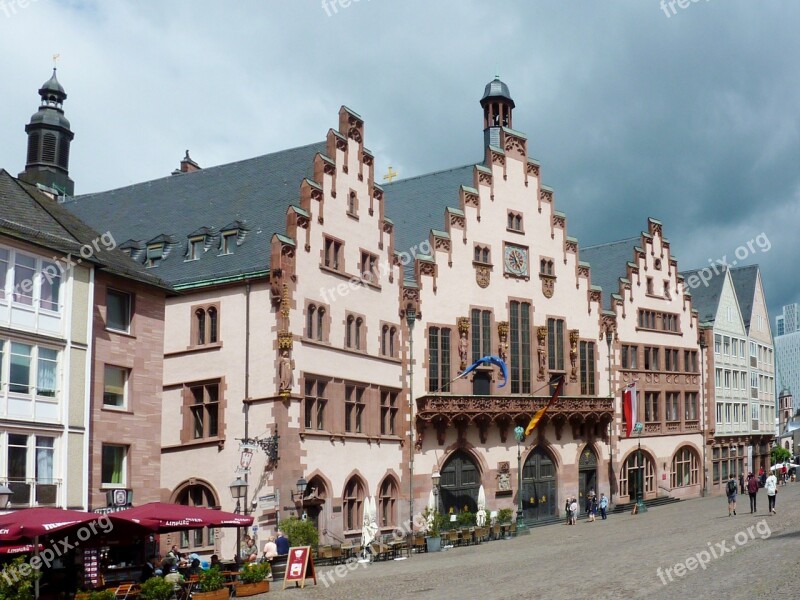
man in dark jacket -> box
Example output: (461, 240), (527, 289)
(746, 472), (759, 513)
(276, 530), (290, 555)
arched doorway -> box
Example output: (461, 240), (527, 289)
(521, 447), (557, 522)
(439, 450), (480, 514)
(301, 476), (328, 531)
(620, 450), (655, 501)
(578, 446), (598, 508)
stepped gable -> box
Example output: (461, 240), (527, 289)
(64, 142), (325, 287)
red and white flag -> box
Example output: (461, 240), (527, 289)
(623, 383), (638, 437)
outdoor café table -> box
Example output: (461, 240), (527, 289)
(341, 543), (357, 560)
(387, 540), (406, 558)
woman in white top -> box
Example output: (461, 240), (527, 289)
(765, 472), (778, 514)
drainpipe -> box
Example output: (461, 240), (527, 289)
(244, 282), (251, 515)
(405, 308), (416, 555)
(606, 332), (613, 503)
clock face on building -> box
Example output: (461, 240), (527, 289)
(504, 244), (529, 277)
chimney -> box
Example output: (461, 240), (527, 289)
(172, 150), (201, 175)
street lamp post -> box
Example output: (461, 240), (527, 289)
(634, 425), (647, 514)
(606, 333), (614, 503)
(230, 477), (248, 562)
(406, 307), (416, 555)
(513, 426), (527, 531)
(699, 330), (708, 497)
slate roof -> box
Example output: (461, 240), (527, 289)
(729, 265), (759, 330)
(64, 142), (325, 288)
(579, 237), (640, 310)
(382, 164), (475, 279)
(679, 267), (727, 323)
(0, 169), (168, 290)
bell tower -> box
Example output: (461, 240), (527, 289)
(480, 76), (515, 149)
(19, 69), (75, 196)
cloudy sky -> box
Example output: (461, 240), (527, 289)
(1, 0), (798, 323)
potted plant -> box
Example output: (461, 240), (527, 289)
(497, 508), (514, 524)
(0, 556), (40, 600)
(193, 566), (228, 600)
(421, 507), (444, 552)
(138, 577), (174, 600)
(235, 561), (270, 596)
(456, 510), (476, 528)
(279, 515), (320, 551)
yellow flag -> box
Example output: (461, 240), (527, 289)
(524, 376), (564, 436)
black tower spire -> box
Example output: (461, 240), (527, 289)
(480, 76), (515, 150)
(19, 69), (75, 196)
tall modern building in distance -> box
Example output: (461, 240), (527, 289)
(775, 303), (800, 414)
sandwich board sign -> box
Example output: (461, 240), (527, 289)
(283, 545), (317, 589)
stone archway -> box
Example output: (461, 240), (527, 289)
(521, 447), (558, 522)
(439, 450), (481, 514)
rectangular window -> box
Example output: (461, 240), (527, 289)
(101, 445), (127, 485)
(13, 254), (36, 305)
(103, 366), (128, 408)
(188, 237), (204, 261)
(684, 392), (698, 421)
(39, 262), (61, 311)
(471, 309), (492, 363)
(324, 237), (343, 271)
(715, 368), (722, 388)
(723, 336), (730, 355)
(381, 390), (398, 436)
(0, 248), (8, 299)
(739, 341), (745, 358)
(107, 289), (132, 333)
(145, 244), (163, 268)
(683, 350), (698, 373)
(36, 348), (57, 398)
(510, 302), (532, 393)
(345, 386), (365, 433)
(428, 327), (451, 392)
(645, 392), (659, 422)
(715, 335), (722, 354)
(644, 347), (659, 371)
(621, 345), (638, 370)
(666, 392), (680, 421)
(35, 436), (55, 490)
(8, 434), (29, 504)
(638, 310), (657, 330)
(716, 403), (723, 424)
(304, 379), (327, 431)
(547, 318), (565, 371)
(665, 348), (679, 372)
(724, 370), (731, 388)
(579, 341), (595, 395)
(662, 313), (679, 332)
(221, 232), (236, 255)
(360, 252), (378, 283)
(188, 382), (220, 440)
(10, 342), (32, 394)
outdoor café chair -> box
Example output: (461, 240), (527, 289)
(412, 533), (425, 553)
(331, 544), (343, 564)
(113, 582), (139, 599)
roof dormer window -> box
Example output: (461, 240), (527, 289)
(219, 221), (249, 255)
(187, 237), (204, 261)
(221, 232), (236, 255)
(146, 243), (164, 268)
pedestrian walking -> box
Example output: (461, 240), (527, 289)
(565, 497), (571, 525)
(569, 497), (578, 525)
(746, 472), (759, 513)
(587, 494), (597, 522)
(738, 472), (744, 494)
(598, 493), (609, 520)
(726, 476), (737, 516)
(765, 471), (778, 514)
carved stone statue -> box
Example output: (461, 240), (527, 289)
(537, 326), (547, 381)
(459, 330), (469, 370)
(569, 330), (579, 382)
(498, 333), (508, 363)
(278, 350), (294, 392)
(497, 462), (511, 491)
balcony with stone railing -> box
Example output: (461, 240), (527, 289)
(414, 394), (614, 448)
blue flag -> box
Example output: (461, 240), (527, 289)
(460, 355), (508, 388)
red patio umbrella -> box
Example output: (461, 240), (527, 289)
(0, 543), (43, 554)
(109, 502), (253, 532)
(0, 507), (101, 542)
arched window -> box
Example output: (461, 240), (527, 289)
(343, 477), (366, 531)
(317, 308), (325, 341)
(619, 451), (655, 499)
(208, 307), (218, 343)
(389, 327), (396, 357)
(671, 446), (699, 488)
(346, 315), (354, 348)
(355, 318), (363, 350)
(174, 482), (218, 551)
(381, 325), (389, 356)
(379, 477), (398, 527)
(195, 309), (206, 345)
(307, 305), (316, 338)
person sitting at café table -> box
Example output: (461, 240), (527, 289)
(262, 536), (278, 562)
(165, 565), (184, 584)
(241, 535), (259, 563)
(140, 555), (158, 583)
(276, 530), (290, 555)
(210, 554), (222, 570)
(187, 555), (202, 576)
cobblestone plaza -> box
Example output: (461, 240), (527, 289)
(271, 484), (799, 600)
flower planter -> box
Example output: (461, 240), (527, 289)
(235, 581), (270, 596)
(192, 590), (230, 600)
(425, 535), (441, 552)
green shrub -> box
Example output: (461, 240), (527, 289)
(279, 516), (319, 550)
(0, 557), (40, 600)
(497, 508), (514, 524)
(138, 577), (174, 600)
(239, 561), (270, 583)
(197, 565), (225, 591)
(771, 446), (792, 465)
(89, 592), (116, 600)
(456, 510), (476, 527)
(421, 507), (445, 537)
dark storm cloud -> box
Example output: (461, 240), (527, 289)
(1, 0), (797, 319)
